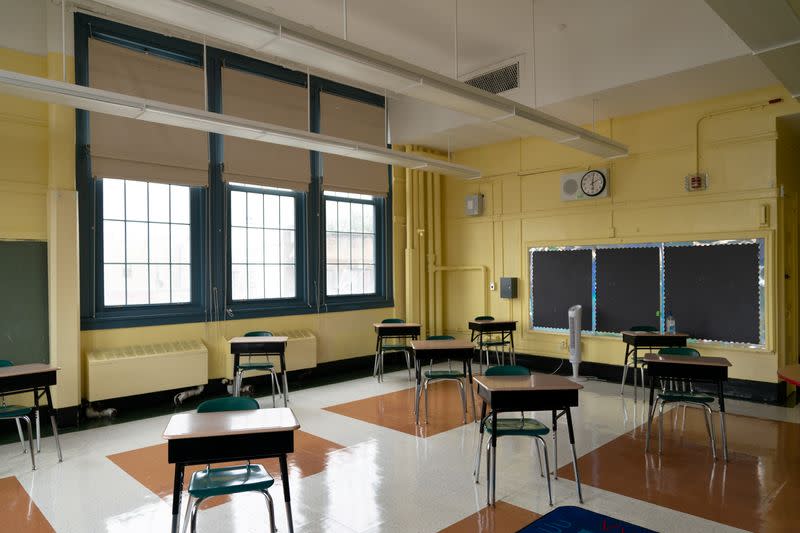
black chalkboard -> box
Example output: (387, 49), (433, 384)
(0, 241), (50, 364)
(664, 243), (759, 343)
(596, 247), (660, 333)
(531, 249), (592, 329)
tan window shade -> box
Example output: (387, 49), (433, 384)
(221, 67), (310, 191)
(320, 92), (388, 196)
(88, 38), (209, 187)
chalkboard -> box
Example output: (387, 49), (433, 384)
(0, 241), (49, 364)
(596, 247), (660, 333)
(531, 249), (592, 329)
(664, 243), (760, 343)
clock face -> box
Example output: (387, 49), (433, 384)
(580, 170), (606, 197)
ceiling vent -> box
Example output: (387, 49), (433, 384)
(463, 59), (520, 95)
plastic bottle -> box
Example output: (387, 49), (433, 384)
(665, 312), (676, 334)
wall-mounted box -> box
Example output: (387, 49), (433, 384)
(500, 277), (517, 299)
(465, 193), (484, 216)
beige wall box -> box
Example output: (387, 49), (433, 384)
(561, 169), (609, 201)
(465, 193), (485, 216)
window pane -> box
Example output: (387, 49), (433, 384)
(364, 265), (375, 294)
(351, 234), (363, 263)
(247, 228), (264, 263)
(351, 265), (364, 294)
(231, 227), (247, 264)
(230, 191), (247, 227)
(149, 264), (171, 303)
(326, 233), (338, 263)
(103, 179), (125, 220)
(125, 180), (148, 221)
(280, 196), (295, 229)
(264, 229), (280, 263)
(264, 265), (280, 298)
(170, 185), (190, 224)
(149, 223), (170, 263)
(363, 205), (374, 233)
(363, 234), (375, 264)
(281, 265), (295, 298)
(337, 202), (350, 232)
(326, 265), (338, 295)
(247, 264), (264, 299)
(171, 265), (191, 302)
(148, 183), (170, 223)
(104, 264), (125, 306)
(280, 230), (295, 263)
(325, 200), (337, 231)
(231, 263), (247, 301)
(264, 194), (279, 228)
(338, 265), (352, 294)
(247, 192), (263, 227)
(126, 264), (149, 305)
(351, 203), (363, 232)
(103, 220), (125, 263)
(339, 233), (351, 263)
(126, 222), (148, 263)
(171, 224), (191, 263)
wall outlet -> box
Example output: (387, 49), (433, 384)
(489, 281), (496, 291)
(560, 339), (567, 350)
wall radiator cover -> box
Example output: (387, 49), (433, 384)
(225, 329), (317, 379)
(85, 340), (208, 402)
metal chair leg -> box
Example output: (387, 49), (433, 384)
(645, 398), (654, 453)
(15, 419), (26, 454)
(457, 379), (467, 425)
(485, 439), (492, 505)
(405, 350), (412, 380)
(189, 496), (205, 533)
(491, 436), (497, 505)
(534, 438), (544, 477)
(35, 408), (41, 453)
(703, 405), (717, 460)
(658, 400), (665, 455)
(720, 411), (729, 462)
(270, 371), (278, 408)
(423, 379), (430, 424)
(469, 381), (477, 423)
(414, 381), (422, 425)
(262, 490), (277, 533)
(620, 363), (629, 396)
(21, 416), (35, 470)
(473, 429), (484, 482)
(181, 495), (193, 533)
(569, 439), (583, 503)
(552, 420), (558, 479)
(536, 436), (553, 506)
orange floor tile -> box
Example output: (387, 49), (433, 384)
(0, 476), (55, 533)
(557, 406), (800, 532)
(438, 502), (539, 533)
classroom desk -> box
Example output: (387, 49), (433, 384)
(163, 407), (300, 533)
(778, 364), (800, 386)
(620, 331), (689, 400)
(229, 336), (289, 406)
(468, 319), (517, 369)
(410, 339), (476, 425)
(643, 354), (731, 461)
(0, 364), (62, 461)
(372, 323), (421, 382)
(473, 373), (583, 506)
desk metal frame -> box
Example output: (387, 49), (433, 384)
(230, 338), (289, 406)
(469, 320), (517, 372)
(410, 340), (476, 425)
(620, 331), (688, 400)
(373, 323), (420, 382)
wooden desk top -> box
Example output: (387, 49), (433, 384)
(778, 364), (800, 386)
(163, 407), (299, 440)
(372, 322), (421, 329)
(643, 354), (732, 367)
(621, 331), (689, 339)
(411, 339), (474, 351)
(474, 373), (583, 392)
(229, 336), (289, 345)
(0, 364), (59, 378)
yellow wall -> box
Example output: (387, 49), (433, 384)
(442, 86), (800, 384)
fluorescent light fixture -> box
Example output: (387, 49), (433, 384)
(0, 69), (481, 179)
(91, 0), (628, 159)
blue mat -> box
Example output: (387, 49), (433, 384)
(517, 506), (656, 532)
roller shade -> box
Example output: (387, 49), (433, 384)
(221, 67), (310, 190)
(320, 92), (388, 196)
(88, 38), (209, 186)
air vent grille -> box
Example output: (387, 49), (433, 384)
(465, 62), (519, 94)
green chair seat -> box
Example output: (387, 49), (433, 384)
(424, 370), (464, 379)
(479, 340), (509, 347)
(0, 405), (32, 418)
(381, 343), (410, 351)
(238, 362), (275, 371)
(188, 464), (274, 498)
(657, 391), (715, 404)
(486, 417), (550, 437)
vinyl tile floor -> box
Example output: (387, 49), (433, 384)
(1, 368), (798, 533)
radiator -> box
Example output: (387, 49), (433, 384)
(85, 340), (208, 401)
(225, 329), (317, 380)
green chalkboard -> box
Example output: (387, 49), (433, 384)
(0, 241), (49, 364)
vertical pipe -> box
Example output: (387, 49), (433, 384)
(417, 170), (427, 337)
(426, 172), (435, 336)
(433, 173), (443, 335)
(405, 164), (414, 322)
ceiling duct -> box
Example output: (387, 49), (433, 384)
(464, 60), (520, 95)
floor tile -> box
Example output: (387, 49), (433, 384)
(0, 476), (55, 533)
(438, 501), (539, 533)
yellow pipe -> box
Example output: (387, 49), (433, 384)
(434, 173), (443, 336)
(426, 173), (435, 335)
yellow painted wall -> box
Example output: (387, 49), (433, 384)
(443, 86), (800, 384)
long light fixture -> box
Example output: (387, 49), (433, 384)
(0, 68), (481, 178)
(91, 0), (629, 159)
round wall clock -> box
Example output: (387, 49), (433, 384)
(580, 170), (606, 197)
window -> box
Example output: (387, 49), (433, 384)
(325, 191), (377, 296)
(101, 178), (192, 306)
(229, 184), (298, 301)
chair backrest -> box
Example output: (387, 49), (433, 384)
(0, 360), (13, 367)
(474, 315), (494, 321)
(426, 335), (455, 340)
(630, 325), (658, 332)
(244, 331), (273, 337)
(381, 318), (405, 324)
(485, 365), (530, 376)
(658, 347), (700, 358)
(197, 396), (260, 413)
